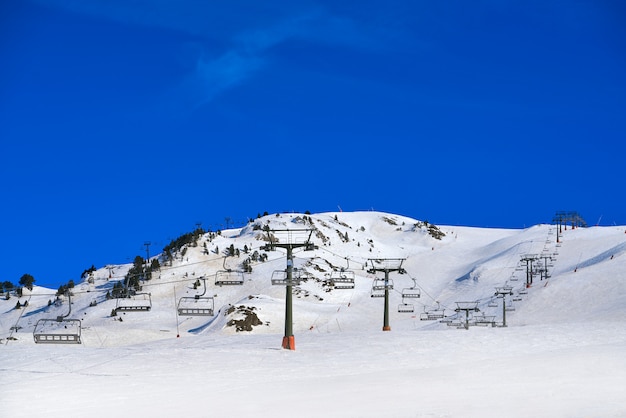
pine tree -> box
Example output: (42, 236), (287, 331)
(18, 274), (35, 291)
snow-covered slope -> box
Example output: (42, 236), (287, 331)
(1, 211), (625, 417)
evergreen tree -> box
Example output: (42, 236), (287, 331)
(18, 274), (35, 291)
(150, 259), (160, 271)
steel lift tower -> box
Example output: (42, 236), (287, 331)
(520, 254), (539, 288)
(367, 258), (406, 331)
(494, 286), (514, 327)
(262, 229), (316, 350)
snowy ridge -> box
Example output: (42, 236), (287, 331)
(1, 211), (625, 417)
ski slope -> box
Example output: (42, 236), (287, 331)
(1, 211), (625, 417)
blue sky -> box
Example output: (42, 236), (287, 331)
(1, 0), (625, 289)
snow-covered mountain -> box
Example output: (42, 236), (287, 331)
(2, 211), (625, 418)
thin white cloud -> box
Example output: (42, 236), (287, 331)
(183, 50), (264, 108)
(30, 0), (382, 107)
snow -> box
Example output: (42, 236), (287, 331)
(1, 211), (625, 417)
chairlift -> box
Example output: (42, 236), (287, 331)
(370, 278), (392, 298)
(33, 292), (81, 344)
(215, 256), (246, 286)
(370, 287), (385, 298)
(420, 302), (445, 320)
(116, 291), (152, 312)
(401, 278), (421, 299)
(371, 278), (392, 291)
(398, 303), (414, 313)
(474, 314), (496, 327)
(488, 299), (498, 308)
(177, 277), (214, 316)
(271, 269), (302, 286)
(447, 319), (464, 328)
(215, 269), (245, 286)
(330, 269), (355, 290)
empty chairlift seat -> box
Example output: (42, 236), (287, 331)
(330, 270), (355, 289)
(33, 291), (81, 344)
(116, 292), (152, 312)
(215, 270), (244, 286)
(370, 278), (392, 298)
(33, 317), (82, 344)
(420, 302), (445, 320)
(177, 277), (214, 316)
(398, 303), (414, 313)
(177, 296), (214, 316)
(270, 269), (304, 286)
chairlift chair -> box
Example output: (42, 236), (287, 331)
(370, 287), (385, 298)
(330, 269), (355, 290)
(116, 292), (152, 312)
(398, 302), (414, 313)
(447, 319), (464, 328)
(488, 299), (498, 308)
(33, 292), (81, 344)
(271, 270), (302, 286)
(474, 314), (496, 327)
(215, 269), (245, 286)
(370, 278), (392, 298)
(401, 278), (421, 299)
(371, 278), (392, 291)
(177, 277), (214, 316)
(420, 302), (445, 320)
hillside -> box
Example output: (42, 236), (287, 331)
(1, 211), (625, 417)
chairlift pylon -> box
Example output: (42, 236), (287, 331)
(33, 292), (81, 344)
(177, 277), (214, 316)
